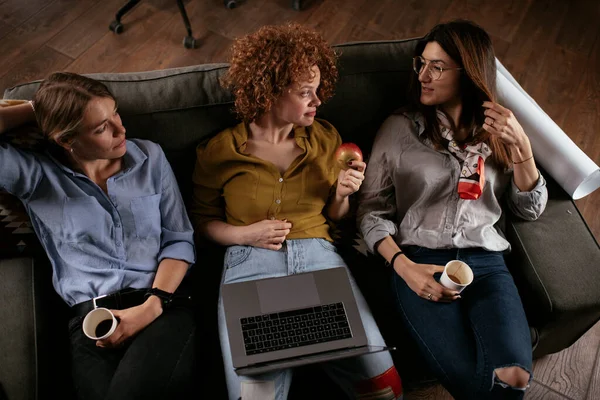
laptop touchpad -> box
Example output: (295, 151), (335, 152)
(256, 273), (320, 314)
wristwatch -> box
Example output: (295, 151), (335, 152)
(144, 288), (174, 308)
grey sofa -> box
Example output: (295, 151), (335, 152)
(2, 38), (600, 399)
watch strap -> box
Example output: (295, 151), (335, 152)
(144, 288), (174, 308)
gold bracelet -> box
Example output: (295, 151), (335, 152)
(513, 154), (533, 165)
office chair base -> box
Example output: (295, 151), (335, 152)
(109, 20), (124, 34)
(110, 0), (196, 48)
(183, 36), (196, 49)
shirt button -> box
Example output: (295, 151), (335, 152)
(275, 199), (281, 204)
(279, 178), (283, 182)
(445, 225), (451, 230)
(116, 241), (122, 247)
(115, 224), (121, 228)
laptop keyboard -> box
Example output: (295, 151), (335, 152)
(240, 302), (352, 355)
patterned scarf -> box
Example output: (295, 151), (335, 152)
(439, 116), (491, 200)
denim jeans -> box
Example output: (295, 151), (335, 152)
(218, 238), (398, 400)
(391, 246), (532, 400)
(69, 305), (197, 400)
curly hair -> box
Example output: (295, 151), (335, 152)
(221, 23), (338, 122)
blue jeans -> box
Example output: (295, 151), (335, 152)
(218, 238), (399, 400)
(391, 247), (532, 400)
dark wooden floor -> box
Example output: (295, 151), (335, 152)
(1, 0), (599, 398)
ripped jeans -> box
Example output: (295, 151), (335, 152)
(391, 246), (532, 400)
(218, 238), (401, 400)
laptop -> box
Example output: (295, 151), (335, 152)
(221, 266), (392, 376)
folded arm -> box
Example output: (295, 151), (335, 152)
(0, 101), (35, 134)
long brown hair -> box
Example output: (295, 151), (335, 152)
(408, 20), (511, 169)
(33, 72), (115, 147)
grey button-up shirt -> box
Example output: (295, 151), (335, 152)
(357, 112), (548, 253)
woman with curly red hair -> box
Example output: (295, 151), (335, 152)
(192, 24), (402, 400)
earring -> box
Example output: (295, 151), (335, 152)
(70, 147), (74, 153)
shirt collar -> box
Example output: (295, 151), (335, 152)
(232, 122), (309, 151)
(409, 110), (463, 137)
(120, 139), (148, 173)
(47, 139), (147, 176)
(402, 111), (427, 138)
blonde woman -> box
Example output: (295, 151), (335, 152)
(0, 73), (197, 400)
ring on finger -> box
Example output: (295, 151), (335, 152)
(490, 119), (495, 127)
(426, 293), (432, 300)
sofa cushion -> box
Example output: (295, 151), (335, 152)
(504, 172), (600, 357)
(321, 39), (416, 156)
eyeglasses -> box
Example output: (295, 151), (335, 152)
(412, 56), (462, 81)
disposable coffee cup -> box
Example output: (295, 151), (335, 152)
(439, 260), (473, 293)
(82, 307), (118, 340)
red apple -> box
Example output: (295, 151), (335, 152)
(335, 142), (363, 169)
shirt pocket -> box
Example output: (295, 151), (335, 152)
(62, 197), (111, 242)
(298, 164), (333, 206)
(130, 193), (162, 239)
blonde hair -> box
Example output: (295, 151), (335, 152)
(33, 72), (115, 146)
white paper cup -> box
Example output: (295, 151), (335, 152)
(439, 260), (473, 293)
(82, 308), (118, 340)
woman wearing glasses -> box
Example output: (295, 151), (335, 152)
(357, 20), (547, 399)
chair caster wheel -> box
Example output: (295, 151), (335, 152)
(291, 0), (301, 11)
(109, 20), (124, 34)
(183, 36), (196, 49)
(224, 0), (237, 9)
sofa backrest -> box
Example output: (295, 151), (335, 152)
(2, 39), (418, 202)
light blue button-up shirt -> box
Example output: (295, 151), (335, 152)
(0, 139), (195, 306)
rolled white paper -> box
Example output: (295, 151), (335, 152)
(495, 60), (600, 200)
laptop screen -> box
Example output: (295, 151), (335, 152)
(256, 273), (321, 314)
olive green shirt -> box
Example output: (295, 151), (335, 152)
(191, 119), (341, 241)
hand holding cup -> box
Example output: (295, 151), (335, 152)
(439, 260), (473, 293)
(82, 307), (118, 340)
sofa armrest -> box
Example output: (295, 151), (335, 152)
(0, 257), (37, 400)
(504, 175), (600, 357)
(0, 254), (74, 400)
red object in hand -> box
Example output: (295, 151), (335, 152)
(335, 142), (363, 169)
